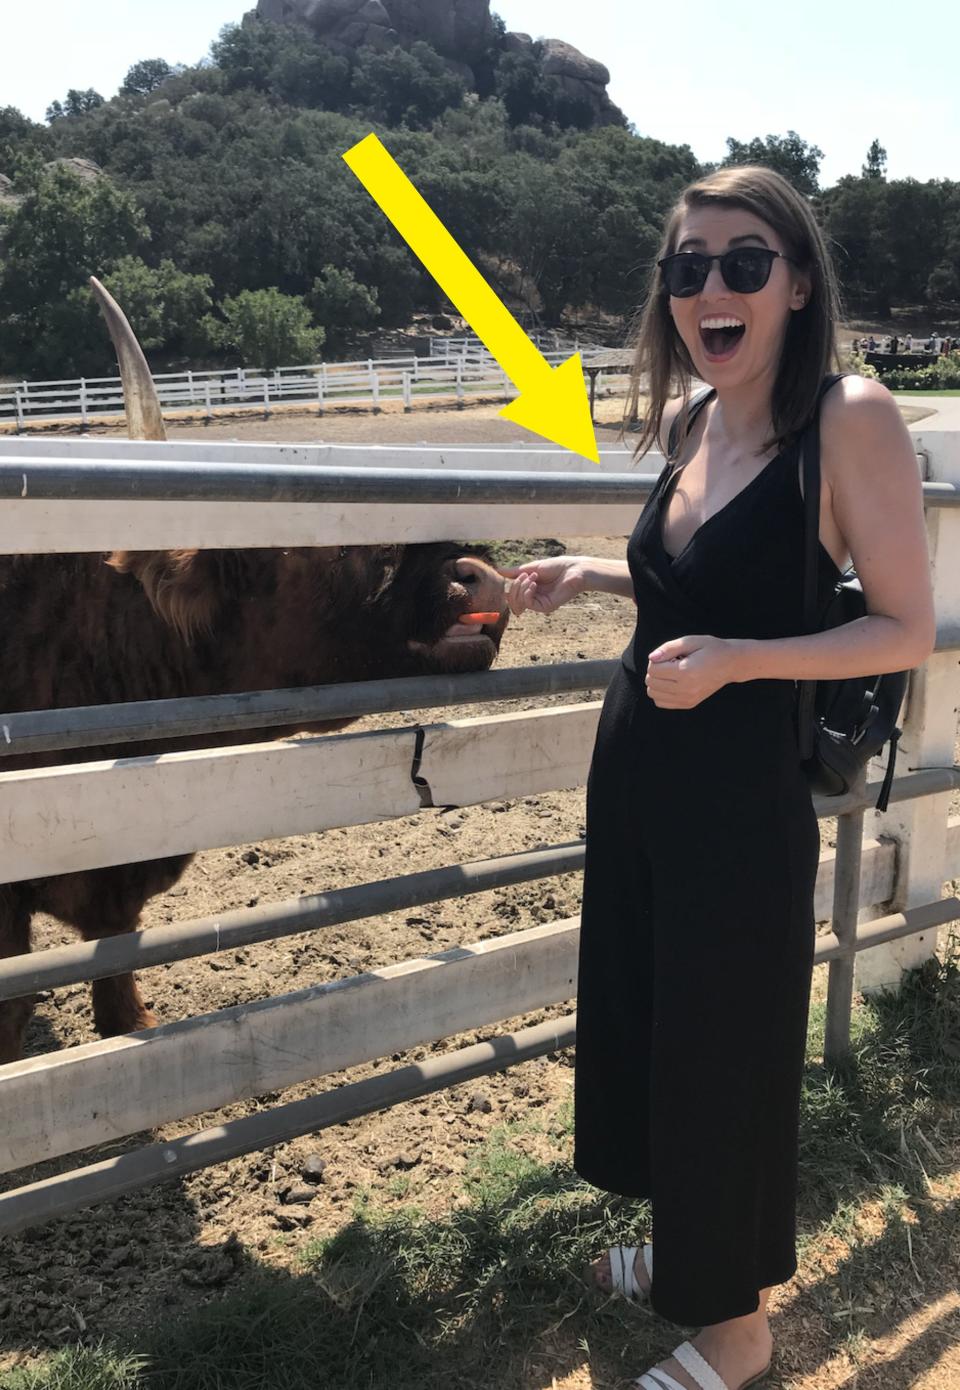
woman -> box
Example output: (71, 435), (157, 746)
(503, 166), (935, 1390)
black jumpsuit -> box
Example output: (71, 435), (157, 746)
(573, 392), (841, 1327)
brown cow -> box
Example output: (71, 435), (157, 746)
(0, 281), (509, 1063)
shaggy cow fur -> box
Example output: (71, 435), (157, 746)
(0, 540), (508, 1062)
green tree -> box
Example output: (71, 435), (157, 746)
(351, 42), (466, 127)
(821, 174), (895, 315)
(495, 51), (549, 126)
(206, 287), (324, 367)
(0, 163), (147, 375)
(722, 130), (823, 196)
(927, 261), (960, 304)
(862, 139), (887, 181)
(121, 59), (175, 97)
(310, 265), (380, 355)
(101, 257), (216, 357)
(46, 88), (105, 122)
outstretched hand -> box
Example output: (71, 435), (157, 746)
(498, 558), (587, 617)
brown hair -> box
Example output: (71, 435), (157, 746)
(624, 164), (842, 461)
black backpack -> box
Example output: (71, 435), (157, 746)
(795, 375), (908, 812)
(666, 378), (909, 813)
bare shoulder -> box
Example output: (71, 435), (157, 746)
(819, 374), (917, 490)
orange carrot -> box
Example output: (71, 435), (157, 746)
(459, 612), (500, 623)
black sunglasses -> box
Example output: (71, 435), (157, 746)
(658, 247), (798, 298)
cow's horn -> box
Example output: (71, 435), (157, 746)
(89, 275), (166, 442)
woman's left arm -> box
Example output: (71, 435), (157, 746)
(730, 377), (937, 683)
(645, 380), (937, 709)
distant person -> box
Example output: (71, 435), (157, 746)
(868, 335), (877, 350)
(904, 333), (913, 351)
(504, 162), (935, 1390)
(851, 337), (860, 354)
(890, 334), (900, 353)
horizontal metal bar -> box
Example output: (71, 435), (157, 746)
(0, 660), (617, 758)
(0, 462), (652, 504)
(816, 896), (960, 961)
(811, 766), (960, 817)
(0, 842), (586, 1000)
(2, 455), (957, 507)
(0, 1013), (577, 1236)
(2, 620), (958, 760)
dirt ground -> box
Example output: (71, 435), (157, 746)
(2, 397), (958, 1388)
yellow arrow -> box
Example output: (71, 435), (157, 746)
(343, 133), (599, 463)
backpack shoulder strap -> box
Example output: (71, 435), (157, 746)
(797, 372), (849, 759)
(801, 373), (848, 628)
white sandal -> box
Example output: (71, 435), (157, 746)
(598, 1242), (653, 1302)
(634, 1339), (771, 1390)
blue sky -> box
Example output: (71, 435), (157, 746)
(4, 0), (958, 187)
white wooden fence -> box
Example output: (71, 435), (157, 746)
(0, 337), (608, 431)
(0, 431), (957, 1231)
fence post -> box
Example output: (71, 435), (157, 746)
(456, 359), (464, 409)
(402, 372), (412, 413)
(317, 374), (325, 416)
(371, 369), (380, 414)
(824, 771), (867, 1069)
(238, 367), (246, 399)
(204, 381), (212, 425)
(855, 426), (960, 995)
(14, 390), (24, 434)
(79, 380), (88, 432)
(187, 370), (195, 406)
(413, 356), (420, 383)
(263, 378), (270, 419)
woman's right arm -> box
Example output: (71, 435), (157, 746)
(500, 555), (633, 615)
(502, 397), (683, 616)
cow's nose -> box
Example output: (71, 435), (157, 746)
(454, 557), (507, 615)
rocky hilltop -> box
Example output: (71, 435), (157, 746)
(253, 0), (623, 125)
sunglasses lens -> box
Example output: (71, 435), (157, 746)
(724, 249), (774, 293)
(662, 254), (707, 297)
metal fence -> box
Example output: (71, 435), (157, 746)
(0, 436), (957, 1234)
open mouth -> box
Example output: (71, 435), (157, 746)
(699, 316), (746, 363)
(407, 613), (500, 653)
(438, 620), (493, 644)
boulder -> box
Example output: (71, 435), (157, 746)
(385, 0), (497, 64)
(539, 38), (622, 126)
(48, 157), (105, 183)
(256, 0), (496, 64)
(539, 37), (609, 88)
(255, 0), (395, 48)
(251, 1), (625, 125)
(503, 31), (533, 54)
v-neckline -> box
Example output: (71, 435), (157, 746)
(656, 446), (789, 568)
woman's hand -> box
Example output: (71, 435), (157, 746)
(645, 635), (742, 709)
(499, 557), (588, 617)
